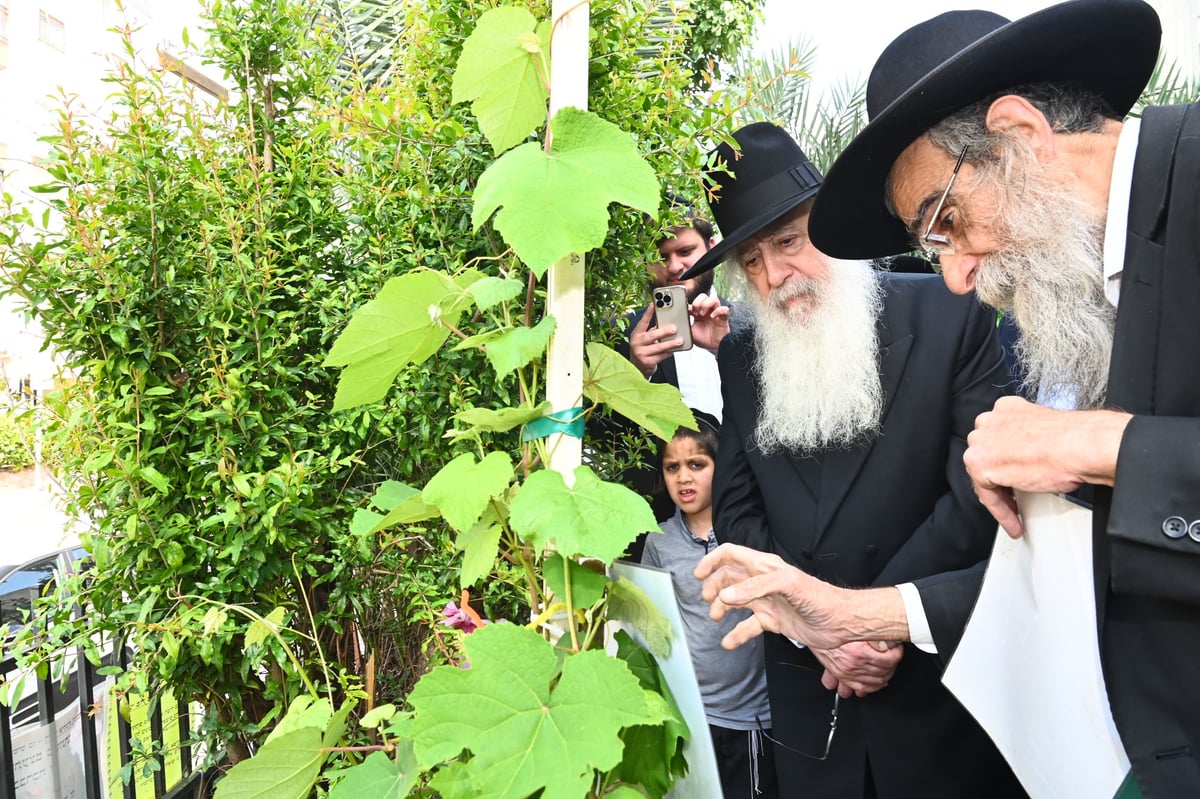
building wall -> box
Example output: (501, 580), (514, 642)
(0, 0), (207, 397)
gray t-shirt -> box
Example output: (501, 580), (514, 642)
(641, 509), (772, 730)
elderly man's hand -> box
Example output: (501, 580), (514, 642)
(965, 396), (1131, 538)
(694, 543), (851, 651)
(814, 641), (904, 699)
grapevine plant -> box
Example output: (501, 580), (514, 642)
(213, 5), (699, 798)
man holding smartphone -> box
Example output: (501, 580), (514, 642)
(625, 207), (729, 423)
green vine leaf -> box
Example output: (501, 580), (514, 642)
(428, 762), (480, 798)
(423, 451), (513, 533)
(351, 480), (438, 537)
(456, 504), (503, 588)
(451, 6), (551, 155)
(484, 316), (556, 377)
(584, 343), (696, 441)
(454, 401), (553, 433)
(327, 746), (419, 799)
(466, 275), (525, 311)
(213, 727), (324, 799)
(612, 631), (689, 797)
(508, 466), (657, 562)
(324, 270), (477, 410)
(244, 606), (286, 651)
(408, 624), (666, 798)
(543, 553), (611, 609)
(472, 107), (659, 276)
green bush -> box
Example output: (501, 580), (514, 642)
(0, 411), (33, 471)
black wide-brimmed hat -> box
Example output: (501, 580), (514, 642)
(681, 122), (823, 279)
(808, 0), (1161, 260)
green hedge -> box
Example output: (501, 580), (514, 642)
(0, 411), (33, 471)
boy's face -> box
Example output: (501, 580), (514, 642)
(662, 437), (714, 520)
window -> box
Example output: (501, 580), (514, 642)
(38, 10), (65, 51)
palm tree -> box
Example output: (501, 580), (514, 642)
(725, 37), (867, 173)
(1131, 54), (1200, 117)
(317, 0), (406, 90)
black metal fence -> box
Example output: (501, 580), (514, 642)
(0, 643), (212, 799)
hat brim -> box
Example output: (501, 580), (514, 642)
(809, 0), (1161, 260)
(680, 184), (820, 280)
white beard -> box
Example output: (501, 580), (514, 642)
(729, 260), (884, 455)
(972, 152), (1114, 409)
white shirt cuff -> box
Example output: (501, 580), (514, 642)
(896, 582), (938, 655)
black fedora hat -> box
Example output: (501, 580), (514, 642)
(808, 0), (1161, 260)
(680, 122), (823, 279)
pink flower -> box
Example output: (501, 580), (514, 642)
(440, 601), (482, 633)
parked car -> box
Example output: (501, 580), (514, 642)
(0, 544), (88, 631)
(1, 545), (90, 729)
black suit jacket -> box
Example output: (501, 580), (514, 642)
(716, 272), (1023, 797)
(917, 103), (1200, 797)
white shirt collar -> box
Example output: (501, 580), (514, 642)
(1102, 118), (1141, 306)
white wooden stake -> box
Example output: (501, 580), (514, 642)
(544, 0), (589, 487)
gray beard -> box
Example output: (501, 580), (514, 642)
(972, 159), (1114, 409)
(730, 260), (885, 454)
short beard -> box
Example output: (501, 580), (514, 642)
(652, 267), (713, 302)
(970, 139), (1114, 409)
(729, 260), (885, 454)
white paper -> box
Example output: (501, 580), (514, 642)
(943, 491), (1130, 799)
(610, 561), (722, 798)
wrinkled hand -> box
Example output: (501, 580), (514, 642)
(688, 293), (730, 353)
(629, 302), (684, 377)
(813, 641), (903, 699)
(694, 544), (850, 652)
(965, 396), (1130, 538)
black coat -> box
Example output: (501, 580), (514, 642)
(716, 272), (1023, 797)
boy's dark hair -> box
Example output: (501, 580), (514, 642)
(659, 408), (720, 462)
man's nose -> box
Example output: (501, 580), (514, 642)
(762, 250), (792, 288)
(937, 252), (979, 295)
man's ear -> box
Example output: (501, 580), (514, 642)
(985, 94), (1057, 159)
(706, 238), (716, 250)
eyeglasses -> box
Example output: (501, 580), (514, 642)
(916, 145), (969, 270)
(758, 692), (840, 760)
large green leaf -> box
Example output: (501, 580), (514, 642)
(408, 624), (666, 798)
(266, 696), (333, 744)
(508, 466), (657, 562)
(451, 6), (550, 154)
(325, 271), (471, 410)
(612, 631), (689, 797)
(584, 343), (696, 442)
(543, 553), (611, 610)
(472, 107), (659, 276)
(455, 401), (553, 433)
(423, 451), (513, 532)
(213, 728), (324, 799)
(466, 276), (525, 310)
(327, 746), (419, 799)
(484, 316), (556, 377)
(456, 505), (503, 588)
(351, 480), (438, 536)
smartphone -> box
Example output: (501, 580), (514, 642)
(652, 285), (693, 353)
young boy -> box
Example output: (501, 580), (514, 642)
(641, 410), (777, 798)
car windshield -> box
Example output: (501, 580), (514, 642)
(0, 548), (87, 630)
